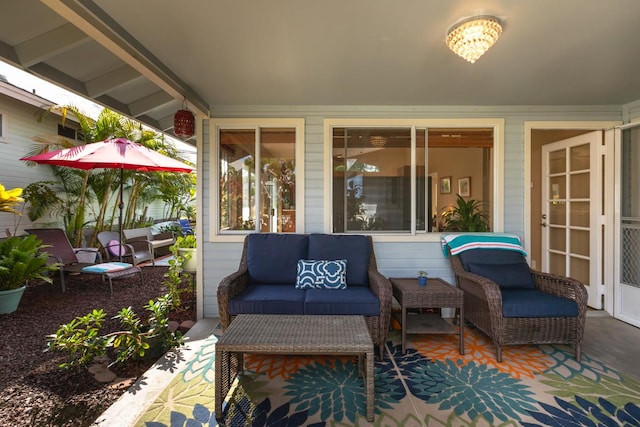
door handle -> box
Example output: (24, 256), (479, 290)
(541, 222), (547, 227)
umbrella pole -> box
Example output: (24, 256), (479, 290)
(119, 168), (124, 262)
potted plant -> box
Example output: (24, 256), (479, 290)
(172, 234), (197, 273)
(442, 194), (490, 232)
(0, 183), (59, 313)
(0, 234), (59, 314)
(418, 270), (428, 286)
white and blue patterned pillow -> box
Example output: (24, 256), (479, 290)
(296, 259), (347, 290)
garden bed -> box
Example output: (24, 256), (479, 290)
(0, 266), (195, 426)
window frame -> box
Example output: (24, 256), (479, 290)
(0, 110), (6, 143)
(323, 118), (505, 242)
(210, 117), (305, 242)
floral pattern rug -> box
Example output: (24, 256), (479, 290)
(135, 324), (640, 427)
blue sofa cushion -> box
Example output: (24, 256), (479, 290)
(458, 249), (527, 270)
(228, 284), (305, 315)
(304, 287), (380, 316)
(501, 289), (578, 318)
(247, 233), (308, 284)
(467, 262), (535, 290)
(296, 259), (347, 289)
(308, 234), (370, 286)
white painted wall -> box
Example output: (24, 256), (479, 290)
(0, 91), (59, 236)
(199, 105), (624, 318)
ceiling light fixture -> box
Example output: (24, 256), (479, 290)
(446, 15), (502, 63)
(370, 136), (387, 147)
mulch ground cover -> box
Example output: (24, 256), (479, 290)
(0, 265), (195, 427)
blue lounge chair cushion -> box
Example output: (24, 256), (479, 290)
(501, 289), (578, 318)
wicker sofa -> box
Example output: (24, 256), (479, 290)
(448, 245), (588, 363)
(217, 233), (392, 359)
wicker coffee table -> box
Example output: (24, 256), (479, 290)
(214, 314), (375, 421)
(390, 277), (464, 355)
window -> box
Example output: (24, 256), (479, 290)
(326, 119), (501, 235)
(213, 118), (305, 236)
(57, 124), (85, 141)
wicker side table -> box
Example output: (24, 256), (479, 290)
(215, 314), (374, 422)
(390, 277), (464, 355)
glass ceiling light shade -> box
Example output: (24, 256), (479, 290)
(370, 136), (387, 147)
(446, 15), (502, 63)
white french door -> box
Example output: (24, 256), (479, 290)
(541, 131), (605, 308)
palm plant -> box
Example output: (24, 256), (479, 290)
(24, 107), (195, 246)
(442, 194), (490, 232)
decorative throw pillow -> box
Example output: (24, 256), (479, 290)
(107, 239), (126, 257)
(296, 259), (347, 290)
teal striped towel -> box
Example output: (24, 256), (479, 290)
(441, 233), (526, 257)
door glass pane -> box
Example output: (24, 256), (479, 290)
(549, 227), (566, 251)
(259, 128), (296, 232)
(570, 144), (590, 171)
(550, 253), (566, 276)
(570, 229), (589, 256)
(549, 201), (566, 226)
(219, 130), (255, 231)
(570, 201), (590, 227)
(549, 150), (566, 174)
(549, 176), (565, 201)
(570, 256), (590, 284)
(570, 172), (589, 199)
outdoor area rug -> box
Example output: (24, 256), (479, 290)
(135, 323), (640, 427)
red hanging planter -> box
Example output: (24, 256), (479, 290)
(174, 109), (195, 138)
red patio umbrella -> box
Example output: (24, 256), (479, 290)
(21, 137), (195, 258)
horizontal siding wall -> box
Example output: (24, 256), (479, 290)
(200, 105), (623, 317)
(0, 95), (58, 235)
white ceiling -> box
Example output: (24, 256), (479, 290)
(1, 0), (640, 143)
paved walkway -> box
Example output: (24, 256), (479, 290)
(92, 318), (218, 427)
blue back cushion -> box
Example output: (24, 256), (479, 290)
(247, 234), (308, 284)
(467, 262), (535, 290)
(458, 249), (535, 290)
(458, 249), (527, 268)
(308, 234), (370, 286)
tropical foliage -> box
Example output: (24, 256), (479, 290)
(0, 234), (59, 290)
(46, 294), (183, 368)
(23, 106), (195, 247)
(442, 194), (490, 232)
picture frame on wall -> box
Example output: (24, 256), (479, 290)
(440, 176), (451, 194)
(458, 176), (471, 197)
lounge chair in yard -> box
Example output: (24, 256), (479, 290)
(26, 228), (142, 293)
(97, 231), (154, 266)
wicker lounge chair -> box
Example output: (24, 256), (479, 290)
(447, 240), (587, 363)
